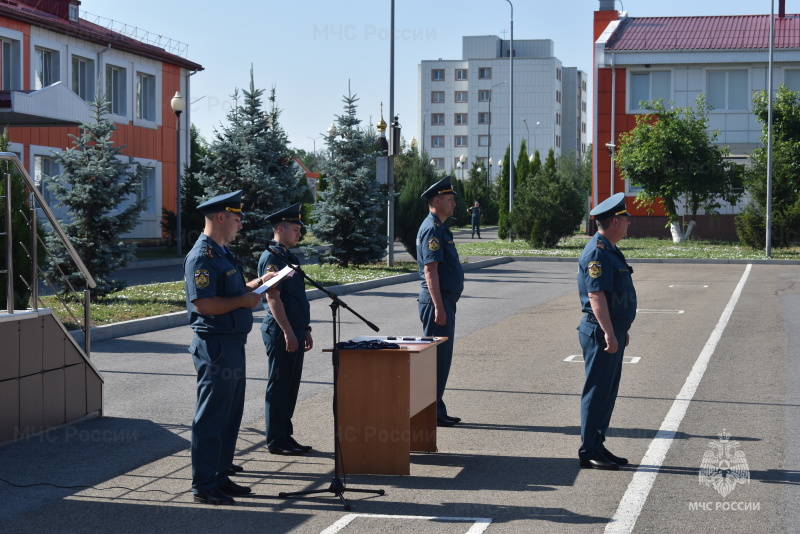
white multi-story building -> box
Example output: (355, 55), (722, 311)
(418, 35), (587, 179)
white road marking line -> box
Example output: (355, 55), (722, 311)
(637, 309), (685, 314)
(565, 355), (640, 364)
(320, 513), (493, 534)
(605, 264), (752, 534)
(668, 284), (708, 288)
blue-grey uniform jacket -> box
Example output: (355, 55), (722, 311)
(417, 212), (465, 302)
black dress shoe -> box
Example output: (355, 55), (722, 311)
(268, 437), (305, 455)
(193, 487), (235, 505)
(579, 452), (620, 471)
(601, 447), (629, 465)
(287, 436), (312, 452)
(226, 464), (244, 476)
(218, 479), (252, 495)
(443, 414), (462, 423)
(437, 418), (456, 427)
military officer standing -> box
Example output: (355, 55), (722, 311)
(185, 191), (276, 505)
(417, 176), (465, 427)
(467, 201), (483, 239)
(258, 203), (313, 455)
(577, 192), (637, 470)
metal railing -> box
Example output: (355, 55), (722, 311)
(0, 153), (96, 356)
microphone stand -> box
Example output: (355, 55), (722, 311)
(266, 244), (385, 511)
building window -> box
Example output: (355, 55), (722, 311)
(478, 135), (491, 147)
(35, 47), (59, 89)
(455, 113), (468, 125)
(478, 90), (490, 102)
(556, 68), (561, 81)
(707, 70), (749, 111)
(478, 67), (492, 80)
(478, 112), (491, 125)
(34, 155), (59, 205)
(432, 69), (445, 81)
(786, 70), (800, 92)
(137, 166), (156, 214)
(136, 72), (156, 121)
(455, 135), (468, 147)
(556, 113), (561, 126)
(556, 135), (561, 148)
(106, 65), (127, 115)
(0, 37), (21, 90)
(456, 69), (468, 81)
(556, 90), (561, 103)
(431, 158), (444, 169)
(71, 56), (94, 101)
(431, 91), (445, 103)
(630, 71), (672, 110)
(455, 91), (468, 103)
(431, 113), (445, 125)
(582, 122), (587, 133)
(431, 135), (445, 148)
(68, 3), (79, 21)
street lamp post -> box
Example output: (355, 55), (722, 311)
(170, 91), (185, 256)
(307, 136), (320, 155)
(488, 157), (494, 186)
(523, 117), (529, 151)
(504, 0), (515, 217)
(487, 81), (506, 188)
(459, 153), (467, 180)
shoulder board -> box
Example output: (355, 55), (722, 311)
(204, 245), (216, 258)
(596, 241), (605, 250)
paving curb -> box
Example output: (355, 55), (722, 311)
(71, 257), (513, 343)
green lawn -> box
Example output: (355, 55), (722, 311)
(457, 236), (800, 260)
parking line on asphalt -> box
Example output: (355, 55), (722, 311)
(320, 513), (493, 534)
(605, 264), (752, 534)
(564, 355), (641, 364)
(636, 309), (684, 314)
(668, 284), (708, 288)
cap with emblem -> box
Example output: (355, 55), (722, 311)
(197, 190), (244, 215)
(267, 202), (304, 227)
(421, 176), (457, 199)
(590, 192), (630, 219)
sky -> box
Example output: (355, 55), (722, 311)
(79, 0), (780, 155)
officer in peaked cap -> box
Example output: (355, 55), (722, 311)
(576, 192), (637, 471)
(421, 175), (457, 199)
(197, 190), (245, 216)
(258, 202), (313, 455)
(265, 202), (304, 226)
(184, 190), (277, 505)
(416, 176), (465, 427)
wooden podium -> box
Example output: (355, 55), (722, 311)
(325, 337), (444, 475)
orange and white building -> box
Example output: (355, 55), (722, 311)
(592, 0), (799, 239)
(0, 0), (202, 241)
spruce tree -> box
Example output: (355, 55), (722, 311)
(310, 88), (386, 267)
(46, 95), (147, 298)
(496, 146), (512, 239)
(194, 69), (303, 269)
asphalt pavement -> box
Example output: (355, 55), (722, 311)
(1, 230), (798, 533)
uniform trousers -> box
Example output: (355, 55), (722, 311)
(419, 295), (457, 419)
(263, 323), (305, 448)
(190, 335), (246, 493)
(578, 319), (627, 460)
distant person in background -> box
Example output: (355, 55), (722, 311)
(576, 192), (637, 471)
(417, 176), (465, 427)
(467, 201), (483, 239)
(258, 203), (314, 456)
(184, 190), (276, 505)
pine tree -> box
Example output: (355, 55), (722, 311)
(46, 95), (147, 298)
(311, 88), (386, 267)
(496, 146), (512, 239)
(194, 68), (303, 269)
